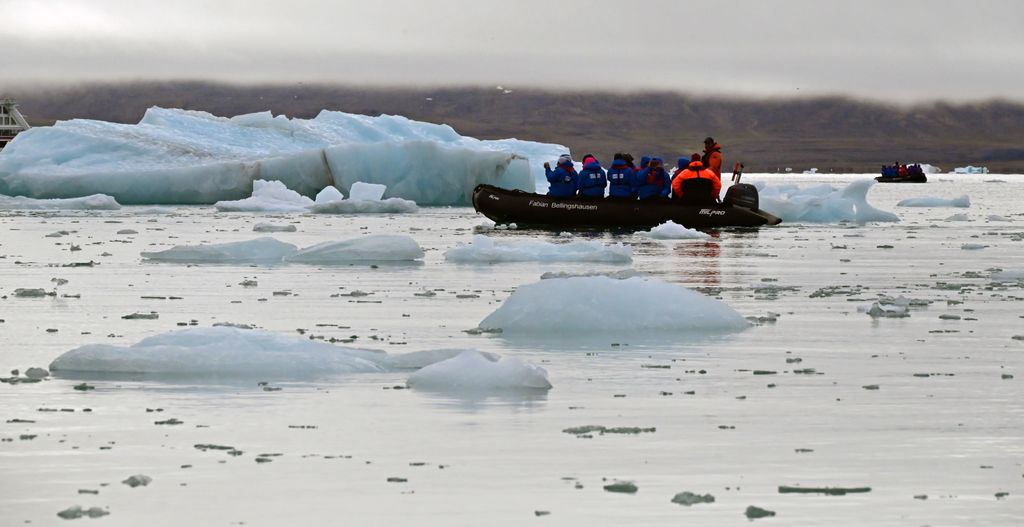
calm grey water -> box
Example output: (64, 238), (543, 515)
(1, 174), (1022, 526)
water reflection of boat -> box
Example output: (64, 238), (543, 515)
(472, 184), (781, 229)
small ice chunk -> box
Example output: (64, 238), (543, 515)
(945, 213), (970, 221)
(987, 214), (1010, 222)
(348, 182), (387, 201)
(640, 221), (711, 240)
(14, 288), (51, 298)
(867, 302), (909, 318)
(122, 474), (152, 487)
(445, 235), (632, 264)
(314, 186), (345, 204)
(961, 243), (987, 250)
(141, 237), (299, 263)
(479, 276), (748, 334)
(253, 222), (297, 233)
(991, 270), (1024, 281)
(285, 234), (424, 263)
(671, 491), (716, 506)
(406, 351), (552, 390)
(897, 195), (971, 208)
(57, 506), (110, 519)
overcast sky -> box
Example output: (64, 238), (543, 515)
(3, 0), (1023, 102)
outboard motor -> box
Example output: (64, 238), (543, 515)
(724, 183), (759, 210)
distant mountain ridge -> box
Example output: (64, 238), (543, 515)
(7, 82), (1024, 172)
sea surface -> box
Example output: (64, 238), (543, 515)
(1, 174), (1022, 526)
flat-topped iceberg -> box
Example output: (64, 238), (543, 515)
(142, 234), (423, 264)
(50, 327), (389, 376)
(640, 220), (711, 240)
(407, 351), (552, 391)
(755, 179), (898, 223)
(479, 276), (749, 334)
(897, 195), (971, 208)
(0, 107), (567, 205)
(445, 235), (632, 264)
(285, 234), (424, 263)
(49, 327), (550, 390)
(0, 193), (121, 210)
(141, 237), (298, 264)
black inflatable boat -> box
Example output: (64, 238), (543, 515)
(874, 175), (927, 183)
(472, 184), (782, 228)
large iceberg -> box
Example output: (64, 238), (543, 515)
(479, 276), (749, 334)
(0, 107), (567, 206)
(755, 179), (898, 223)
(444, 235), (632, 264)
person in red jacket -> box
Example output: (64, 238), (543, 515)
(702, 137), (723, 179)
(672, 154), (721, 202)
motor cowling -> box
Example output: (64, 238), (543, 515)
(724, 183), (759, 209)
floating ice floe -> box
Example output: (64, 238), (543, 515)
(539, 269), (645, 280)
(961, 243), (987, 250)
(0, 107), (566, 205)
(945, 213), (970, 221)
(444, 235), (632, 264)
(986, 214), (1010, 222)
(49, 327), (550, 390)
(285, 234), (424, 263)
(479, 276), (748, 334)
(216, 179), (418, 214)
(407, 351), (552, 390)
(897, 195), (971, 208)
(639, 220), (711, 240)
(215, 180), (313, 212)
(0, 193), (121, 210)
(49, 327), (389, 376)
(754, 179), (898, 223)
(142, 234), (424, 264)
(864, 302), (910, 318)
(141, 237), (299, 264)
(253, 222), (297, 233)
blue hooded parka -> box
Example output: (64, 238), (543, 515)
(607, 158), (636, 199)
(545, 159), (578, 198)
(577, 158), (607, 198)
(635, 157), (671, 200)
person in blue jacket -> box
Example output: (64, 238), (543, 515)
(543, 154), (578, 198)
(635, 156), (671, 200)
(576, 154), (607, 198)
(607, 153), (636, 199)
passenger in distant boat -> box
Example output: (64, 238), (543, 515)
(639, 155), (652, 173)
(635, 157), (671, 200)
(543, 154), (578, 198)
(576, 154), (607, 198)
(607, 153), (636, 199)
(702, 137), (723, 179)
(622, 153), (637, 172)
(898, 163), (908, 178)
(672, 154), (721, 204)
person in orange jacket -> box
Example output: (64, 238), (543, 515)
(672, 153), (721, 202)
(701, 137), (723, 179)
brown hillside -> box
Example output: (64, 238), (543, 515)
(7, 82), (1024, 172)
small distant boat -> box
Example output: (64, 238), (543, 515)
(0, 98), (30, 150)
(876, 164), (927, 183)
(472, 184), (781, 229)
